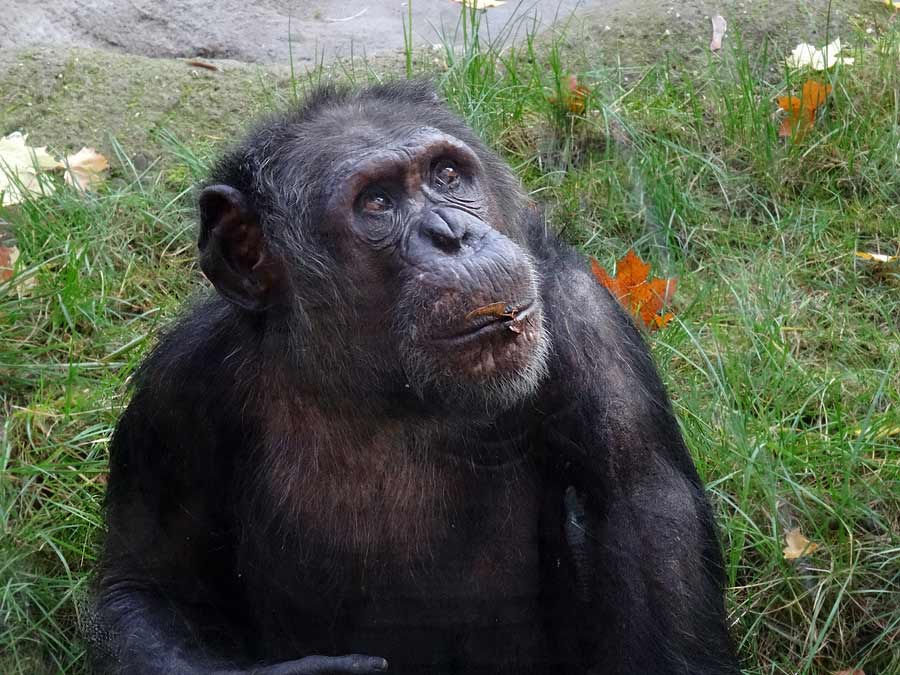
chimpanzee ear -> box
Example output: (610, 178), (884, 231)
(198, 185), (281, 311)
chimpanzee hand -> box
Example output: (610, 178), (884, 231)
(228, 655), (389, 675)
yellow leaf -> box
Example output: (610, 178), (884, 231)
(856, 251), (898, 264)
(853, 425), (900, 439)
(0, 132), (62, 206)
(783, 527), (819, 560)
(63, 147), (110, 191)
(856, 250), (900, 285)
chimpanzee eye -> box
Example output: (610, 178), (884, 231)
(360, 188), (393, 214)
(433, 161), (461, 190)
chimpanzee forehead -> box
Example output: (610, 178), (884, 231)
(348, 126), (456, 161)
(321, 120), (453, 157)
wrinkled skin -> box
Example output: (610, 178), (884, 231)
(90, 82), (740, 675)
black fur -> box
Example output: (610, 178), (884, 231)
(91, 81), (739, 675)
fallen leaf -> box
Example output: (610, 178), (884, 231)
(776, 80), (832, 138)
(185, 59), (219, 71)
(564, 75), (590, 114)
(856, 251), (899, 285)
(0, 243), (36, 296)
(591, 250), (677, 330)
(786, 39), (854, 70)
(856, 251), (898, 264)
(63, 147), (109, 191)
(0, 244), (19, 282)
(833, 669), (865, 675)
(852, 424), (900, 439)
(783, 527), (819, 560)
(0, 132), (62, 206)
(709, 15), (727, 52)
(451, 0), (506, 8)
(548, 75), (590, 114)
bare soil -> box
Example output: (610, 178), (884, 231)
(0, 1), (881, 160)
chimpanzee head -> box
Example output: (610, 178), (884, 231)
(197, 82), (549, 415)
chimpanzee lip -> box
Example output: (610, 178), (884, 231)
(435, 299), (538, 344)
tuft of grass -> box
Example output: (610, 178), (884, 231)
(2, 5), (898, 674)
(1, 168), (200, 671)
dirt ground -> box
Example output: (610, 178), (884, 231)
(1, 0), (873, 66)
(0, 0), (881, 160)
(0, 0), (585, 65)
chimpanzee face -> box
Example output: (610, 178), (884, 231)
(314, 126), (548, 408)
(198, 102), (549, 413)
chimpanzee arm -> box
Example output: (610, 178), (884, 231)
(92, 381), (388, 675)
(534, 234), (739, 675)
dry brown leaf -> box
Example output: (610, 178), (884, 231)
(185, 59), (219, 71)
(833, 669), (865, 675)
(451, 0), (506, 8)
(0, 244), (19, 282)
(783, 527), (819, 560)
(0, 132), (62, 206)
(63, 147), (110, 191)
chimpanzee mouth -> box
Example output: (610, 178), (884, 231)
(436, 299), (539, 346)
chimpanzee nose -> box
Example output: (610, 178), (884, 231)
(420, 208), (473, 254)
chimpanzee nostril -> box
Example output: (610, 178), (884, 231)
(409, 208), (493, 262)
(421, 211), (465, 253)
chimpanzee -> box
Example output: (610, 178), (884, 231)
(90, 81), (739, 675)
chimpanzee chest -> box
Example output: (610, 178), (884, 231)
(242, 448), (550, 673)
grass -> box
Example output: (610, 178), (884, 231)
(1, 5), (898, 674)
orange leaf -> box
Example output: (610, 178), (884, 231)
(776, 80), (832, 138)
(591, 250), (677, 331)
(613, 249), (651, 291)
(802, 80), (832, 116)
(549, 75), (589, 115)
(566, 75), (590, 114)
(776, 95), (803, 138)
(652, 312), (675, 330)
